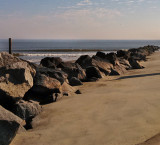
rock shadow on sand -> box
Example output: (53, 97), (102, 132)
(116, 73), (160, 80)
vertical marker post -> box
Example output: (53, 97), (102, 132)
(9, 38), (12, 54)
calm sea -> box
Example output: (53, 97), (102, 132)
(0, 39), (160, 64)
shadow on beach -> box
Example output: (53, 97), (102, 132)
(116, 73), (160, 80)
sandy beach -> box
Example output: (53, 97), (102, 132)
(11, 52), (160, 145)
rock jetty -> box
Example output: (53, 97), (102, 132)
(0, 45), (159, 145)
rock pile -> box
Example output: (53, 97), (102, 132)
(0, 45), (159, 144)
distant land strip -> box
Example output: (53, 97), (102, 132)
(12, 49), (117, 52)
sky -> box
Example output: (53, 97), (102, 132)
(0, 0), (160, 39)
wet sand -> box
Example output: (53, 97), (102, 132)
(11, 52), (160, 145)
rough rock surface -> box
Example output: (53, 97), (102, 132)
(76, 55), (113, 76)
(12, 100), (42, 121)
(36, 67), (68, 84)
(31, 73), (61, 95)
(86, 66), (102, 79)
(0, 105), (25, 145)
(129, 58), (144, 69)
(117, 50), (131, 60)
(69, 77), (83, 86)
(0, 61), (34, 109)
(58, 62), (86, 81)
(40, 57), (62, 68)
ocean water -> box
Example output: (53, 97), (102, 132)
(0, 39), (160, 64)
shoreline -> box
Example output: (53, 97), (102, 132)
(11, 49), (160, 145)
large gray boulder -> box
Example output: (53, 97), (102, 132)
(117, 50), (131, 60)
(36, 67), (68, 84)
(58, 62), (86, 81)
(118, 58), (132, 70)
(0, 52), (36, 76)
(31, 73), (62, 95)
(0, 53), (35, 108)
(24, 73), (62, 104)
(12, 100), (42, 129)
(40, 57), (62, 68)
(0, 105), (25, 145)
(76, 55), (113, 76)
(12, 100), (42, 121)
(128, 58), (144, 69)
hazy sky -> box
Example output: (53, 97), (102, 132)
(0, 0), (160, 39)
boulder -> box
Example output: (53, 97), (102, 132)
(58, 62), (86, 81)
(61, 82), (75, 96)
(92, 56), (113, 75)
(12, 100), (42, 121)
(76, 55), (92, 69)
(129, 49), (147, 61)
(109, 64), (126, 76)
(76, 55), (113, 76)
(96, 51), (120, 65)
(12, 100), (42, 129)
(69, 77), (83, 86)
(0, 52), (36, 76)
(75, 90), (82, 94)
(0, 105), (25, 145)
(40, 57), (62, 68)
(86, 66), (102, 79)
(96, 51), (106, 59)
(23, 73), (61, 104)
(110, 69), (121, 76)
(31, 73), (61, 96)
(36, 67), (68, 84)
(0, 61), (34, 109)
(128, 58), (144, 69)
(117, 50), (131, 60)
(118, 58), (132, 70)
(105, 52), (119, 65)
(128, 45), (160, 61)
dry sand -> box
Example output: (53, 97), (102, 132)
(11, 52), (160, 145)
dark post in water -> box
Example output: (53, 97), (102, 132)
(9, 38), (12, 54)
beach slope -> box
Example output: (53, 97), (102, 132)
(12, 52), (160, 145)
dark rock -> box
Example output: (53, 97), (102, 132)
(58, 62), (86, 81)
(117, 50), (131, 60)
(40, 57), (62, 68)
(0, 105), (25, 145)
(36, 67), (68, 84)
(0, 52), (36, 77)
(106, 52), (119, 65)
(128, 58), (144, 69)
(96, 51), (106, 59)
(75, 90), (82, 94)
(86, 66), (102, 79)
(63, 92), (69, 96)
(23, 73), (62, 105)
(118, 58), (132, 70)
(92, 56), (112, 75)
(76, 55), (92, 69)
(76, 55), (112, 76)
(32, 73), (61, 95)
(110, 69), (120, 76)
(12, 100), (42, 121)
(128, 45), (160, 61)
(69, 77), (83, 86)
(24, 81), (75, 104)
(0, 61), (34, 109)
